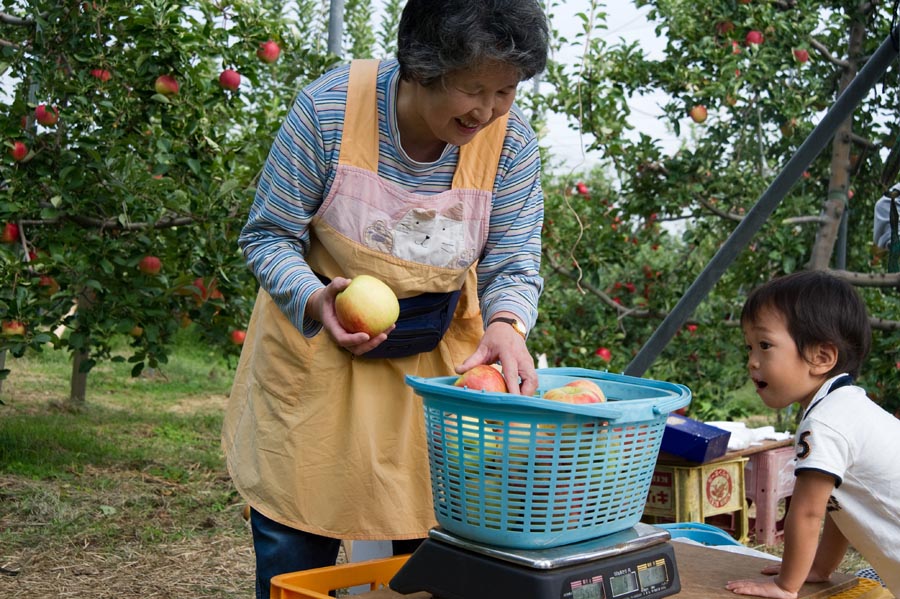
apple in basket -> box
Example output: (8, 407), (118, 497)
(453, 364), (508, 393)
(542, 379), (606, 403)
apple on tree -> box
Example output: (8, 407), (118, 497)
(1, 320), (26, 337)
(154, 74), (179, 96)
(90, 68), (111, 82)
(10, 141), (28, 162)
(689, 105), (707, 124)
(454, 364), (508, 393)
(745, 30), (764, 46)
(138, 255), (162, 275)
(219, 68), (241, 91)
(35, 104), (59, 126)
(334, 274), (399, 337)
(793, 48), (809, 63)
(38, 275), (60, 296)
(1, 222), (19, 244)
(257, 40), (281, 63)
(230, 330), (247, 345)
(575, 181), (589, 196)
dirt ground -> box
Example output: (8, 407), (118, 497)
(0, 475), (257, 599)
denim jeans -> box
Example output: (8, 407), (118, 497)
(250, 508), (424, 599)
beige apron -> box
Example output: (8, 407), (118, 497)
(222, 60), (509, 540)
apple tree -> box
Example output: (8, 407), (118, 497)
(0, 0), (400, 402)
(534, 0), (900, 417)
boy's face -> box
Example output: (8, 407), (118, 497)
(741, 306), (825, 410)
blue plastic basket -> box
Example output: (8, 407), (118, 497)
(406, 367), (691, 550)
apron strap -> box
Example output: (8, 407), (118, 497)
(340, 59), (509, 192)
(339, 59), (380, 172)
(453, 113), (509, 192)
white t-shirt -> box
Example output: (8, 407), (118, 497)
(795, 374), (900, 594)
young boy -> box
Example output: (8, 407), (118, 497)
(726, 270), (900, 598)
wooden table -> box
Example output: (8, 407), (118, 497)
(272, 542), (873, 599)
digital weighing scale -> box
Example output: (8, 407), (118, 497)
(390, 523), (680, 599)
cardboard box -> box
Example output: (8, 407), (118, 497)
(660, 415), (731, 463)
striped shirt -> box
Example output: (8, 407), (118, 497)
(239, 59), (544, 336)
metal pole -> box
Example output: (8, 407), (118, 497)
(624, 27), (900, 378)
(327, 0), (345, 58)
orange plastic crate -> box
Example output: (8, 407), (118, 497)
(270, 555), (409, 599)
(272, 556), (884, 599)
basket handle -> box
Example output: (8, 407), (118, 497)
(651, 385), (692, 416)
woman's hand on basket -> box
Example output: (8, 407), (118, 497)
(308, 277), (395, 356)
(457, 315), (537, 397)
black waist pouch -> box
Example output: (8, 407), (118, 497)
(363, 289), (461, 359)
(316, 273), (461, 359)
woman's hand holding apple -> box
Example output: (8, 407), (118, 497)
(456, 313), (537, 397)
(308, 276), (397, 356)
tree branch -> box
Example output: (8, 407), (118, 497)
(543, 248), (668, 320)
(809, 36), (850, 69)
(21, 214), (196, 230)
(696, 195), (743, 222)
(829, 269), (900, 288)
(0, 11), (34, 25)
(782, 215), (828, 225)
(850, 132), (876, 149)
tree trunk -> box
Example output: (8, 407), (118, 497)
(69, 348), (88, 404)
(808, 18), (866, 269)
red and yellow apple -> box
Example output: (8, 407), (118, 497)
(1, 320), (26, 337)
(543, 379), (606, 404)
(689, 105), (707, 124)
(154, 74), (179, 96)
(334, 274), (399, 337)
(454, 364), (508, 393)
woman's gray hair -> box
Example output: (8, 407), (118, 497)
(397, 0), (549, 87)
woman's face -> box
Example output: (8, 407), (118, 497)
(399, 60), (520, 157)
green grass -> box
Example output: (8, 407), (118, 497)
(0, 327), (242, 552)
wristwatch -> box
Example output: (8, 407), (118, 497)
(488, 316), (527, 340)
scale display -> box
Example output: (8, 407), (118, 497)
(563, 556), (673, 599)
(390, 527), (680, 599)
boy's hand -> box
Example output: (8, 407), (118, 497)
(725, 576), (797, 599)
(758, 562), (832, 582)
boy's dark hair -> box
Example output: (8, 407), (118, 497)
(397, 0), (549, 87)
(740, 270), (871, 378)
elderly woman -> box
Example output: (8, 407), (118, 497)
(221, 0), (549, 596)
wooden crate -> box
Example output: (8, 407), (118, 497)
(643, 457), (749, 543)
